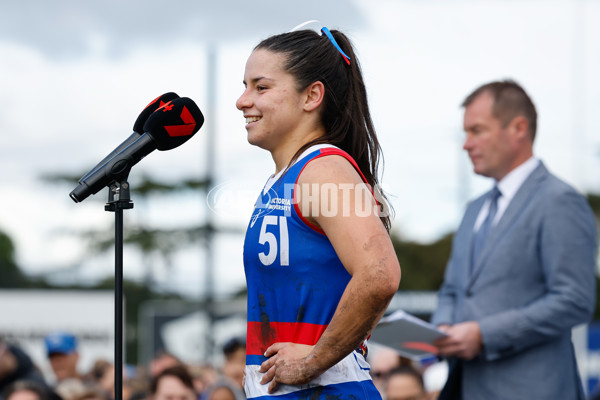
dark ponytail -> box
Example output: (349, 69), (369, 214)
(255, 29), (393, 231)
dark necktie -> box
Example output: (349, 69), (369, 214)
(471, 186), (501, 272)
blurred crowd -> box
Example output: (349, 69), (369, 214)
(0, 330), (454, 400)
(0, 333), (245, 400)
(0, 331), (451, 400)
(369, 347), (447, 400)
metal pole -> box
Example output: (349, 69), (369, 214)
(105, 181), (133, 400)
(114, 206), (123, 400)
(204, 43), (217, 360)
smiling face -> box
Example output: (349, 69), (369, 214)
(235, 49), (309, 153)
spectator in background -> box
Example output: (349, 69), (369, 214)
(1, 338), (51, 398)
(149, 365), (196, 400)
(368, 347), (403, 396)
(384, 366), (427, 400)
(421, 360), (447, 400)
(53, 380), (90, 400)
(44, 332), (81, 384)
(187, 364), (218, 398)
(84, 360), (111, 389)
(72, 387), (110, 400)
(220, 339), (245, 391)
(83, 360), (114, 400)
(2, 381), (50, 400)
(432, 80), (597, 399)
(122, 375), (150, 400)
(222, 339), (245, 367)
(202, 379), (245, 400)
(148, 351), (182, 379)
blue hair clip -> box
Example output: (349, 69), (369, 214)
(321, 27), (351, 65)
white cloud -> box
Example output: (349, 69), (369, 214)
(0, 0), (599, 297)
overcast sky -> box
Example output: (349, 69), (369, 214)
(0, 0), (599, 298)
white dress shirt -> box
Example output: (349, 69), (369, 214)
(473, 157), (540, 231)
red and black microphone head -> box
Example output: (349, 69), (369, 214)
(143, 97), (204, 151)
(133, 92), (180, 133)
(69, 95), (204, 203)
(78, 92), (181, 184)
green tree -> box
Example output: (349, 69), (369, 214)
(0, 229), (28, 287)
(587, 194), (600, 320)
(390, 232), (452, 291)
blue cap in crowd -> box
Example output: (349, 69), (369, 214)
(44, 331), (77, 356)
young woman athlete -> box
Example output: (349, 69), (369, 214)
(236, 26), (401, 400)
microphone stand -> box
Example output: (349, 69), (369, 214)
(105, 179), (134, 400)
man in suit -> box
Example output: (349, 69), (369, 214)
(432, 80), (597, 399)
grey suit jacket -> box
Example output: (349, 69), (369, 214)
(432, 162), (597, 400)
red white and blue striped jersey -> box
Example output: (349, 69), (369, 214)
(243, 144), (380, 400)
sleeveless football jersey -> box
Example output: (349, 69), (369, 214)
(243, 144), (381, 400)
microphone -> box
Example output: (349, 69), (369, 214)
(70, 97), (204, 203)
(79, 92), (180, 183)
